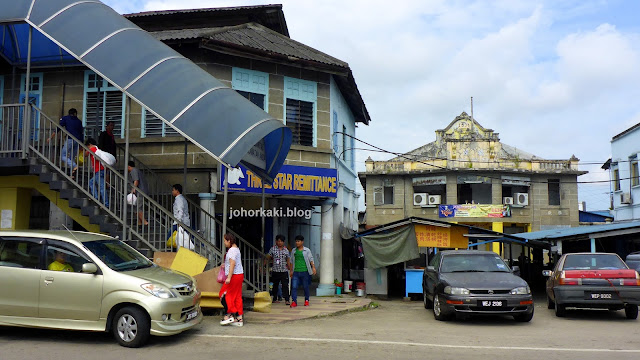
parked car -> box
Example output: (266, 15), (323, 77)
(0, 230), (203, 347)
(625, 252), (640, 272)
(543, 252), (640, 319)
(422, 250), (534, 322)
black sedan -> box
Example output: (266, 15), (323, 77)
(423, 250), (534, 322)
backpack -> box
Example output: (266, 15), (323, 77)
(95, 148), (116, 166)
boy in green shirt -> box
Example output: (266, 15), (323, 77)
(289, 235), (316, 307)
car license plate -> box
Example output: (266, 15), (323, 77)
(479, 300), (503, 307)
(588, 292), (614, 300)
(186, 310), (198, 321)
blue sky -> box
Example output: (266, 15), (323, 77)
(104, 0), (640, 211)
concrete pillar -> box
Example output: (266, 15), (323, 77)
(316, 201), (336, 296)
(49, 203), (72, 230)
(198, 193), (217, 248)
(491, 222), (503, 254)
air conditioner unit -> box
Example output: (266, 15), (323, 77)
(621, 192), (632, 204)
(428, 195), (442, 205)
(503, 197), (514, 205)
(413, 193), (428, 206)
(514, 193), (529, 206)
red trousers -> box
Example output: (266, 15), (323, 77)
(219, 273), (244, 315)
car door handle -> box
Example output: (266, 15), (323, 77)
(44, 277), (54, 286)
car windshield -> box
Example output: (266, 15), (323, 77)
(563, 254), (627, 270)
(440, 254), (511, 273)
(83, 239), (153, 271)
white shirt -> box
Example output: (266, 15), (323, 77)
(173, 194), (190, 226)
(225, 247), (244, 275)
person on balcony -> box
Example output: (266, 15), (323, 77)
(98, 121), (117, 158)
(47, 108), (83, 179)
(85, 138), (109, 209)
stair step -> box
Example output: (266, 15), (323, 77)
(29, 164), (46, 175)
(69, 197), (89, 209)
(60, 188), (78, 200)
(81, 205), (100, 217)
(39, 171), (55, 183)
(100, 221), (120, 235)
(89, 214), (110, 225)
(49, 179), (69, 191)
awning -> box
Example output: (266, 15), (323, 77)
(0, 0), (291, 181)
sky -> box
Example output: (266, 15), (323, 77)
(104, 0), (640, 211)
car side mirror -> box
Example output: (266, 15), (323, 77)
(427, 266), (435, 272)
(82, 263), (98, 274)
(512, 265), (520, 276)
(542, 270), (552, 277)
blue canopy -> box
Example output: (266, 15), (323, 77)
(0, 0), (291, 182)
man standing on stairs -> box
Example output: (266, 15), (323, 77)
(171, 184), (190, 229)
(47, 108), (83, 179)
(85, 138), (109, 209)
(128, 161), (148, 226)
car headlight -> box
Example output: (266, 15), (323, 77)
(141, 283), (176, 298)
(510, 286), (530, 295)
(444, 286), (470, 295)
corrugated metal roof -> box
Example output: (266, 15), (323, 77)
(150, 23), (347, 69)
(125, 5), (275, 18)
(512, 221), (640, 241)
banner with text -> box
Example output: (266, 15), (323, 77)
(438, 204), (511, 218)
(220, 164), (338, 198)
(414, 224), (469, 248)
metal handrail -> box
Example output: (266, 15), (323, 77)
(115, 142), (269, 292)
(14, 104), (222, 268)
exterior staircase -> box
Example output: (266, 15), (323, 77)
(1, 103), (269, 292)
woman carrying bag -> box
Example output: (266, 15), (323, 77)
(219, 233), (244, 326)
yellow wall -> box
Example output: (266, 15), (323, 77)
(0, 176), (101, 232)
(491, 222), (504, 253)
(0, 187), (32, 229)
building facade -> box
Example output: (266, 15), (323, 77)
(360, 112), (585, 254)
(605, 122), (640, 221)
(0, 5), (369, 293)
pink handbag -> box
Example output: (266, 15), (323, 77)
(217, 267), (227, 284)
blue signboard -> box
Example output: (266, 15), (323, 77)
(220, 164), (338, 198)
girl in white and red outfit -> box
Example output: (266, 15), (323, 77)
(220, 233), (244, 326)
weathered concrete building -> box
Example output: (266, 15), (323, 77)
(359, 112), (586, 254)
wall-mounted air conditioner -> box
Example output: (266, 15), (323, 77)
(428, 195), (442, 205)
(621, 192), (632, 204)
(413, 193), (428, 206)
(503, 197), (514, 205)
(514, 193), (529, 206)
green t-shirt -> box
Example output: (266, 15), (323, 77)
(293, 249), (307, 272)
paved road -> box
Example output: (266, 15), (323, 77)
(2, 296), (640, 360)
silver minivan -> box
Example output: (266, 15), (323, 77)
(0, 230), (202, 347)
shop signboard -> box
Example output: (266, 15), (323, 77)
(414, 224), (469, 248)
(220, 164), (338, 198)
(438, 204), (511, 218)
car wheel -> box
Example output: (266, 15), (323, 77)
(423, 288), (432, 309)
(554, 301), (566, 317)
(547, 295), (554, 309)
(433, 294), (450, 321)
(514, 308), (534, 322)
(113, 306), (150, 348)
(624, 304), (638, 320)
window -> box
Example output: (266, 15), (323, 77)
(45, 241), (93, 273)
(613, 168), (621, 191)
(373, 179), (395, 205)
(548, 179), (560, 205)
(286, 99), (314, 146)
(232, 68), (268, 111)
(632, 161), (639, 187)
(350, 136), (355, 170)
(284, 77), (317, 147)
(83, 71), (125, 140)
(333, 111), (338, 153)
(0, 237), (43, 269)
(384, 185), (394, 205)
(456, 176), (491, 204)
(141, 108), (178, 138)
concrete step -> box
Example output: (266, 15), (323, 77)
(81, 205), (100, 217)
(69, 197), (89, 209)
(49, 179), (69, 191)
(39, 171), (55, 183)
(89, 214), (110, 225)
(60, 188), (78, 200)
